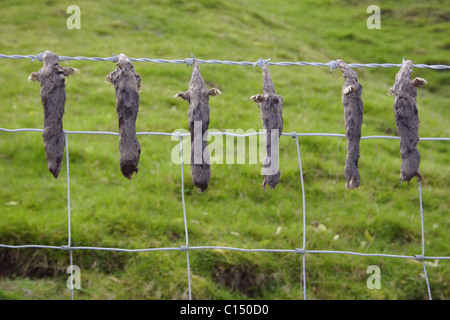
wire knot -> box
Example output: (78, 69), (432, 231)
(179, 245), (189, 251)
(111, 54), (119, 63)
(295, 248), (305, 254)
(414, 254), (424, 261)
(61, 245), (71, 251)
(253, 58), (271, 69)
(329, 60), (339, 73)
(291, 131), (297, 138)
(185, 53), (195, 67)
(173, 131), (181, 139)
(31, 52), (44, 63)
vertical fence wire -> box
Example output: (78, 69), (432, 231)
(179, 134), (192, 300)
(418, 179), (432, 300)
(294, 134), (307, 300)
(64, 132), (74, 300)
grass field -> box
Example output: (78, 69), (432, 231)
(0, 0), (449, 300)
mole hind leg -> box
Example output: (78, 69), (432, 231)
(343, 85), (355, 95)
(411, 77), (427, 87)
(208, 88), (222, 96)
(250, 94), (265, 103)
(61, 66), (79, 77)
(174, 92), (189, 100)
(28, 72), (40, 82)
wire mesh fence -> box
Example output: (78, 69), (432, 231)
(0, 54), (449, 300)
(1, 128), (449, 300)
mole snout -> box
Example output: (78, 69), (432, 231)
(48, 164), (62, 179)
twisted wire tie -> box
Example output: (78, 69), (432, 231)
(328, 60), (339, 73)
(31, 52), (44, 63)
(185, 53), (195, 67)
(252, 58), (271, 69)
(414, 255), (425, 261)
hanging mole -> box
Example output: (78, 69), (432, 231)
(337, 59), (364, 190)
(174, 58), (221, 192)
(28, 50), (78, 178)
(388, 60), (426, 183)
(105, 53), (142, 180)
(250, 63), (283, 190)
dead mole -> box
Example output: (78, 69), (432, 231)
(250, 63), (283, 190)
(174, 58), (221, 192)
(337, 59), (364, 190)
(388, 60), (426, 183)
(28, 50), (78, 178)
(105, 53), (142, 180)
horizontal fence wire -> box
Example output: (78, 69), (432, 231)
(0, 53), (449, 300)
(1, 128), (450, 141)
(1, 128), (449, 301)
(1, 243), (449, 260)
(1, 53), (450, 70)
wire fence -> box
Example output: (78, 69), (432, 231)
(0, 54), (449, 300)
(2, 53), (450, 70)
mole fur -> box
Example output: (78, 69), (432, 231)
(250, 63), (283, 190)
(28, 50), (78, 178)
(105, 53), (142, 180)
(174, 58), (221, 192)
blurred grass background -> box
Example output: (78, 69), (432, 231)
(0, 0), (449, 300)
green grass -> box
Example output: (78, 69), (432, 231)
(0, 0), (449, 300)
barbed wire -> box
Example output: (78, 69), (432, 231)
(1, 53), (449, 70)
